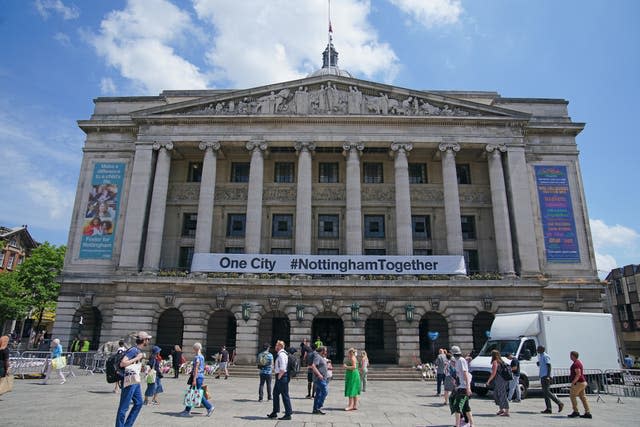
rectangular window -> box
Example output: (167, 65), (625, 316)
(412, 215), (431, 239)
(319, 162), (339, 183)
(318, 214), (339, 238)
(365, 248), (386, 255)
(225, 247), (244, 253)
(187, 162), (203, 182)
(231, 162), (250, 183)
(461, 215), (476, 240)
(179, 246), (194, 269)
(271, 248), (292, 254)
(364, 215), (385, 238)
(363, 162), (383, 183)
(456, 164), (471, 184)
(413, 249), (433, 255)
(318, 248), (339, 255)
(0, 252), (4, 268)
(409, 163), (427, 184)
(274, 162), (294, 183)
(7, 254), (15, 270)
(272, 214), (293, 238)
(181, 213), (198, 237)
(614, 279), (623, 295)
(226, 214), (246, 237)
(464, 249), (479, 273)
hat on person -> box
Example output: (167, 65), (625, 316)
(262, 343), (270, 351)
(151, 345), (161, 354)
(137, 331), (152, 340)
(450, 345), (462, 355)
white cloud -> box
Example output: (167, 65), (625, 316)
(590, 218), (640, 276)
(54, 32), (71, 46)
(595, 251), (618, 279)
(388, 0), (462, 28)
(100, 77), (117, 94)
(35, 0), (80, 20)
(87, 0), (209, 94)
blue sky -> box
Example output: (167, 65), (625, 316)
(1, 0), (638, 276)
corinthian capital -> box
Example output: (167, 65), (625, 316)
(485, 143), (507, 154)
(245, 140), (268, 152)
(199, 140), (221, 152)
(294, 141), (316, 153)
(438, 142), (460, 153)
(390, 142), (413, 155)
(152, 141), (174, 151)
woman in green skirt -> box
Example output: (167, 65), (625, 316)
(343, 347), (361, 410)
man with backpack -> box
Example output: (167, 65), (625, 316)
(257, 343), (273, 402)
(305, 344), (317, 399)
(115, 331), (151, 427)
(267, 340), (293, 421)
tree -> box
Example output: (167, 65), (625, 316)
(0, 271), (30, 324)
(15, 242), (66, 332)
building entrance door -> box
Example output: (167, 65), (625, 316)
(258, 311), (290, 351)
(312, 314), (344, 361)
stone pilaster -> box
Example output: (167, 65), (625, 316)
(343, 141), (365, 255)
(439, 143), (463, 256)
(119, 144), (155, 270)
(294, 141), (316, 254)
(486, 144), (516, 276)
(505, 146), (541, 276)
(142, 141), (173, 271)
(391, 142), (413, 255)
(245, 140), (268, 254)
(194, 141), (221, 253)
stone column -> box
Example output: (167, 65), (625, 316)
(505, 145), (540, 276)
(245, 140), (268, 254)
(391, 142), (413, 255)
(439, 143), (463, 255)
(486, 144), (516, 276)
(294, 141), (316, 254)
(343, 141), (364, 255)
(119, 144), (155, 270)
(142, 141), (173, 271)
(194, 141), (221, 253)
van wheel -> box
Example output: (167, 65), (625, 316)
(518, 381), (528, 399)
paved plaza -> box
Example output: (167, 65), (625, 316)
(1, 373), (638, 426)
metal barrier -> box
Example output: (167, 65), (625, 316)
(605, 369), (640, 403)
(550, 368), (607, 402)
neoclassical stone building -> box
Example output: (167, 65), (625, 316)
(53, 45), (602, 364)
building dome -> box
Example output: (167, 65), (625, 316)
(308, 42), (352, 78)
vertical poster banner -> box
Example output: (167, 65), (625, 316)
(535, 165), (580, 263)
(79, 162), (125, 259)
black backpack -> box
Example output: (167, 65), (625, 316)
(287, 354), (299, 377)
(105, 349), (126, 383)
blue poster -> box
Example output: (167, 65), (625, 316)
(79, 162), (125, 259)
(535, 165), (580, 263)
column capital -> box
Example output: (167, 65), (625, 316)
(152, 141), (174, 151)
(390, 142), (413, 155)
(342, 141), (365, 155)
(294, 141), (316, 153)
(245, 140), (268, 152)
(438, 142), (460, 153)
(199, 140), (221, 152)
(485, 143), (507, 154)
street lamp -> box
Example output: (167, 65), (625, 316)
(296, 304), (305, 321)
(241, 303), (251, 322)
(350, 303), (360, 322)
(405, 304), (415, 322)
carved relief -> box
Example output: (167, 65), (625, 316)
(214, 185), (248, 202)
(410, 187), (445, 203)
(459, 187), (491, 205)
(312, 186), (346, 201)
(362, 184), (395, 202)
(263, 184), (296, 202)
(168, 183), (200, 203)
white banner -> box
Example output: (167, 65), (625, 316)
(191, 253), (467, 275)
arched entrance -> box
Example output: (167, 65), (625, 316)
(311, 312), (344, 361)
(258, 311), (290, 351)
(206, 310), (237, 360)
(156, 308), (184, 357)
(472, 311), (495, 354)
(365, 312), (398, 364)
(419, 312), (449, 363)
(71, 306), (102, 350)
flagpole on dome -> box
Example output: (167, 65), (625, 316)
(328, 0), (332, 68)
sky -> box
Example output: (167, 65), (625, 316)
(1, 0), (638, 277)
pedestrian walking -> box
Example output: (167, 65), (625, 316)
(178, 342), (214, 417)
(343, 347), (361, 411)
(143, 346), (163, 405)
(41, 338), (65, 385)
(435, 348), (447, 396)
(449, 345), (474, 427)
(257, 343), (273, 402)
(215, 345), (229, 379)
(443, 352), (455, 405)
(537, 345), (564, 414)
(360, 350), (369, 392)
(305, 344), (317, 399)
(506, 352), (521, 402)
(486, 349), (510, 417)
(115, 331), (150, 427)
(267, 340), (293, 420)
(310, 346), (329, 415)
(113, 340), (127, 393)
(567, 351), (592, 419)
(171, 345), (183, 379)
(0, 335), (10, 379)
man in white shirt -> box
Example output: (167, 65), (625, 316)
(267, 340), (293, 420)
(450, 345), (474, 427)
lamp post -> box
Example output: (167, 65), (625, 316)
(296, 304), (305, 322)
(241, 303), (251, 322)
(405, 303), (415, 323)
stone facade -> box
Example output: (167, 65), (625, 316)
(53, 72), (603, 365)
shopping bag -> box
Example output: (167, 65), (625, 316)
(51, 356), (67, 370)
(183, 386), (204, 408)
(202, 384), (211, 400)
(0, 375), (14, 395)
(146, 369), (157, 384)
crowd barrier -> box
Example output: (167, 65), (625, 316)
(9, 351), (106, 379)
(604, 369), (640, 403)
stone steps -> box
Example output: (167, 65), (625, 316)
(222, 364), (425, 381)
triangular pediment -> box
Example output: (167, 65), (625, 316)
(132, 75), (530, 120)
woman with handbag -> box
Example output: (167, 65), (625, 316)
(178, 342), (214, 417)
(41, 338), (65, 385)
(144, 346), (164, 405)
(0, 335), (12, 396)
(486, 349), (510, 417)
